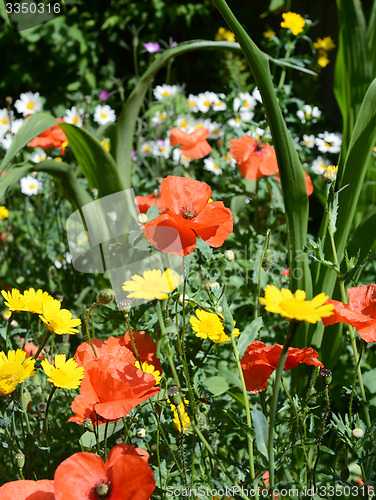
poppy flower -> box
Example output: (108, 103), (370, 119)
(135, 191), (167, 214)
(322, 284), (376, 343)
(54, 443), (155, 500)
(19, 337), (43, 359)
(69, 337), (159, 423)
(141, 176), (233, 256)
(170, 127), (212, 159)
(275, 170), (313, 196)
(0, 479), (54, 500)
(241, 340), (324, 393)
(230, 135), (278, 180)
(27, 119), (68, 154)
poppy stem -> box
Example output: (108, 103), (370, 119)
(85, 302), (99, 359)
(33, 327), (52, 360)
(5, 312), (15, 352)
(43, 385), (57, 435)
(268, 320), (299, 491)
(229, 330), (257, 490)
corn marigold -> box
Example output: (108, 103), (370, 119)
(122, 268), (180, 301)
(280, 12), (305, 36)
(189, 309), (240, 344)
(40, 300), (81, 335)
(42, 354), (84, 390)
(0, 349), (36, 396)
(169, 398), (192, 434)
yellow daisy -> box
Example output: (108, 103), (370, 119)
(1, 289), (27, 312)
(135, 360), (162, 385)
(259, 285), (334, 324)
(22, 288), (56, 314)
(0, 349), (36, 396)
(122, 268), (180, 301)
(280, 12), (305, 36)
(41, 354), (84, 390)
(169, 398), (192, 434)
(189, 309), (240, 344)
(0, 206), (9, 220)
(314, 36), (336, 52)
(215, 27), (235, 42)
(40, 300), (81, 335)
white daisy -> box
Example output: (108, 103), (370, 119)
(11, 119), (23, 135)
(222, 152), (237, 168)
(252, 127), (266, 141)
(139, 141), (156, 157)
(151, 111), (169, 125)
(301, 134), (315, 148)
(64, 106), (84, 127)
(14, 92), (42, 116)
(207, 121), (225, 139)
(30, 148), (47, 163)
(187, 94), (199, 113)
(0, 132), (13, 151)
(153, 84), (181, 101)
(203, 158), (223, 176)
(212, 93), (227, 111)
(227, 116), (246, 128)
(0, 109), (14, 135)
(154, 140), (171, 158)
(20, 175), (42, 195)
(252, 87), (262, 103)
(296, 104), (321, 124)
(234, 92), (257, 115)
(196, 92), (220, 113)
(93, 104), (116, 125)
(315, 131), (342, 154)
(175, 116), (192, 131)
(172, 148), (191, 167)
(311, 156), (331, 175)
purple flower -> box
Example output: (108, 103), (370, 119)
(99, 90), (111, 101)
(171, 41), (178, 47)
(144, 42), (161, 53)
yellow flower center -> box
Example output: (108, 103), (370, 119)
(101, 113), (107, 119)
(181, 120), (188, 128)
(26, 102), (35, 110)
(162, 91), (170, 97)
(1, 118), (8, 125)
(73, 116), (80, 124)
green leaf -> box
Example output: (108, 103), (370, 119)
(252, 405), (269, 459)
(236, 317), (263, 359)
(221, 296), (234, 334)
(204, 376), (230, 396)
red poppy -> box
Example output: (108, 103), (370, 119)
(135, 191), (167, 214)
(170, 127), (212, 159)
(241, 340), (324, 393)
(230, 135), (278, 180)
(281, 268), (290, 276)
(0, 480), (54, 500)
(19, 337), (43, 359)
(322, 284), (376, 343)
(141, 176), (233, 256)
(53, 443), (154, 500)
(27, 119), (68, 154)
(69, 336), (159, 424)
(275, 171), (313, 196)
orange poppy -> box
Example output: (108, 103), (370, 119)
(275, 171), (313, 196)
(19, 337), (43, 359)
(69, 337), (159, 424)
(322, 284), (376, 343)
(27, 119), (68, 154)
(141, 176), (233, 256)
(54, 443), (154, 500)
(230, 135), (279, 180)
(241, 340), (324, 393)
(170, 127), (212, 159)
(135, 191), (167, 214)
(0, 479), (54, 500)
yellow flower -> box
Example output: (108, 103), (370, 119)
(1, 289), (27, 312)
(101, 139), (110, 152)
(215, 27), (235, 42)
(317, 50), (330, 67)
(259, 285), (334, 324)
(280, 12), (305, 36)
(321, 165), (338, 183)
(135, 360), (162, 385)
(263, 29), (276, 40)
(122, 268), (180, 301)
(41, 354), (84, 390)
(22, 288), (56, 314)
(169, 398), (192, 434)
(0, 349), (36, 396)
(40, 300), (82, 335)
(0, 206), (9, 220)
(314, 36), (336, 52)
(189, 309), (240, 344)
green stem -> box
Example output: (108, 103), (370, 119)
(229, 330), (256, 488)
(33, 328), (52, 360)
(257, 230), (271, 318)
(268, 320), (299, 490)
(85, 302), (99, 358)
(278, 44), (293, 89)
(5, 312), (15, 352)
(43, 385), (57, 434)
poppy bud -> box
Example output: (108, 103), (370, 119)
(321, 165), (338, 184)
(320, 368), (332, 385)
(119, 299), (132, 314)
(137, 213), (148, 225)
(37, 402), (47, 413)
(224, 250), (235, 261)
(96, 288), (115, 305)
(59, 342), (70, 355)
(15, 452), (25, 469)
(168, 386), (181, 406)
(83, 418), (95, 432)
(204, 281), (220, 292)
(262, 249), (273, 271)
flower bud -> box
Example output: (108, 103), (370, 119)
(352, 428), (364, 438)
(179, 293), (190, 305)
(204, 281), (220, 293)
(321, 165), (338, 184)
(22, 388), (32, 413)
(96, 288), (115, 305)
(119, 298), (132, 313)
(37, 402), (47, 413)
(224, 250), (235, 261)
(137, 213), (148, 225)
(168, 386), (181, 406)
(5, 96), (13, 105)
(83, 418), (95, 432)
(320, 368), (332, 385)
(15, 452), (25, 469)
(262, 249), (273, 271)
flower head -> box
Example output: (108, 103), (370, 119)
(215, 27), (235, 42)
(27, 119), (68, 152)
(0, 479), (54, 499)
(230, 135), (278, 180)
(317, 52), (330, 67)
(135, 360), (162, 385)
(0, 206), (8, 220)
(63, 106), (84, 127)
(314, 36), (336, 52)
(42, 354), (84, 390)
(189, 309), (240, 344)
(20, 175), (43, 196)
(322, 284), (376, 343)
(144, 42), (160, 53)
(259, 285), (334, 323)
(169, 398), (192, 433)
(122, 268), (180, 301)
(241, 341), (323, 393)
(0, 349), (35, 396)
(280, 12), (305, 36)
(40, 300), (81, 335)
(93, 104), (116, 125)
(1, 288), (27, 312)
(14, 92), (42, 116)
(153, 84), (181, 101)
(99, 90), (111, 101)
(22, 288), (55, 314)
(170, 127), (212, 160)
(141, 175), (233, 256)
(135, 191), (167, 214)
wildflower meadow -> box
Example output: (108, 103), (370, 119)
(2, 0), (376, 498)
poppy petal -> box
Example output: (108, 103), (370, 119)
(230, 135), (254, 164)
(193, 201), (233, 247)
(0, 480), (54, 500)
(106, 454), (155, 500)
(161, 176), (212, 215)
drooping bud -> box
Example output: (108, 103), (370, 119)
(96, 288), (115, 305)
